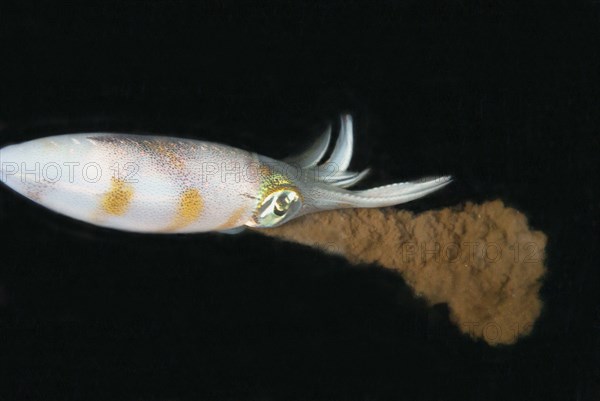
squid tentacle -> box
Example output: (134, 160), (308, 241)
(353, 176), (454, 198)
(306, 167), (369, 186)
(263, 114), (452, 223)
(323, 114), (354, 171)
(321, 168), (371, 189)
(286, 114), (368, 190)
(303, 176), (453, 212)
(286, 115), (354, 172)
(284, 124), (331, 168)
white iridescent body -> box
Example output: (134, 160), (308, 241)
(0, 115), (451, 233)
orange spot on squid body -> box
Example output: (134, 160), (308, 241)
(101, 177), (135, 216)
(164, 188), (204, 231)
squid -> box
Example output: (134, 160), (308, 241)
(0, 115), (451, 233)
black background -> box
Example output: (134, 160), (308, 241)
(0, 1), (599, 400)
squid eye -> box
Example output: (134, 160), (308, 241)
(273, 192), (294, 216)
(255, 189), (302, 227)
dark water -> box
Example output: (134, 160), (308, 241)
(0, 2), (598, 400)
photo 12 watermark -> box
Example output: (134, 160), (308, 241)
(397, 240), (540, 264)
(0, 159), (344, 185)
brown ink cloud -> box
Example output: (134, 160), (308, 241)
(255, 200), (547, 346)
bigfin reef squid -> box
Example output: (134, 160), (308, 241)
(0, 115), (452, 234)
